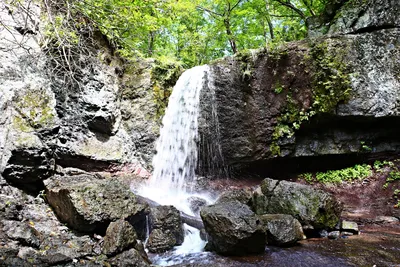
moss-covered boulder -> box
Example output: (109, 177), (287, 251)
(44, 174), (148, 234)
(252, 178), (342, 230)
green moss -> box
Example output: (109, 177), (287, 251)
(13, 89), (55, 131)
(151, 56), (184, 119)
(270, 39), (352, 155)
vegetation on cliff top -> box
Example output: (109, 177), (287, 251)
(28, 0), (334, 68)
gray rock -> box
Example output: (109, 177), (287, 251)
(328, 0), (400, 35)
(44, 174), (148, 233)
(200, 200), (266, 255)
(216, 188), (253, 206)
(3, 221), (41, 248)
(107, 248), (150, 267)
(328, 231), (340, 239)
(147, 205), (184, 253)
(341, 220), (359, 234)
(253, 178), (342, 230)
(259, 214), (304, 246)
(102, 219), (138, 256)
(373, 216), (400, 224)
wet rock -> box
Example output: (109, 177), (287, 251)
(341, 220), (359, 234)
(216, 188), (253, 206)
(328, 231), (340, 239)
(102, 219), (138, 256)
(147, 205), (184, 253)
(259, 214), (304, 246)
(188, 196), (208, 215)
(253, 178), (342, 230)
(107, 248), (150, 267)
(44, 174), (148, 234)
(200, 200), (266, 255)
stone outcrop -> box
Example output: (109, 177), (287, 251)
(252, 178), (342, 230)
(44, 174), (148, 233)
(200, 200), (266, 255)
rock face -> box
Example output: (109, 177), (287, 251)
(0, 0), (177, 195)
(44, 174), (148, 233)
(253, 178), (342, 230)
(199, 0), (400, 175)
(200, 201), (266, 255)
(259, 214), (304, 246)
(147, 205), (184, 253)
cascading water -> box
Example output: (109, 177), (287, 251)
(138, 65), (215, 265)
(139, 65), (214, 215)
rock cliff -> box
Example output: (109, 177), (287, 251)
(200, 0), (400, 176)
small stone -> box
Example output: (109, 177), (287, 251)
(341, 220), (359, 234)
(318, 229), (328, 238)
(341, 231), (354, 237)
(328, 231), (340, 239)
(374, 216), (400, 224)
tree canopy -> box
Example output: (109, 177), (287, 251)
(69, 0), (330, 67)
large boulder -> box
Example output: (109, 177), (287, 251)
(259, 214), (304, 246)
(253, 178), (342, 230)
(44, 174), (148, 234)
(147, 205), (184, 253)
(200, 200), (266, 255)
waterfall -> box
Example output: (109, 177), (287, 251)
(138, 65), (214, 215)
(151, 65), (208, 193)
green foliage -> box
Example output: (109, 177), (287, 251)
(301, 164), (372, 184)
(151, 57), (184, 118)
(67, 0), (331, 67)
(384, 168), (400, 189)
(310, 40), (352, 113)
(270, 39), (352, 155)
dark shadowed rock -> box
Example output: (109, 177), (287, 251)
(253, 178), (342, 230)
(147, 205), (184, 253)
(200, 200), (265, 255)
(44, 174), (148, 234)
(259, 214), (304, 246)
(102, 219), (138, 256)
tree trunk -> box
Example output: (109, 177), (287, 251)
(224, 18), (237, 54)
